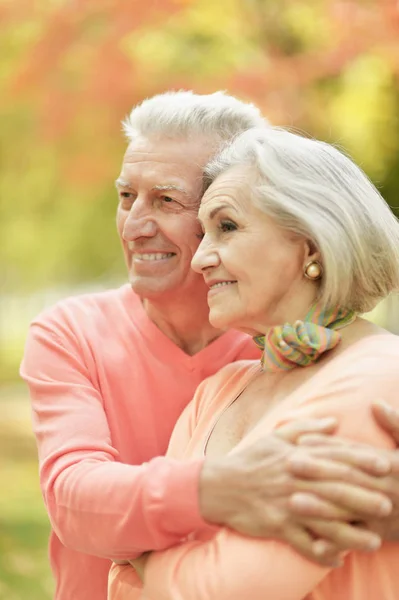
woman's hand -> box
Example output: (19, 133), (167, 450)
(128, 552), (152, 582)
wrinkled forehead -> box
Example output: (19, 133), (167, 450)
(200, 165), (257, 213)
(123, 134), (215, 168)
(119, 136), (215, 202)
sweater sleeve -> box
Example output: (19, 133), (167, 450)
(141, 350), (399, 600)
(20, 314), (206, 560)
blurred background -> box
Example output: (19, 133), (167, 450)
(1, 0), (399, 597)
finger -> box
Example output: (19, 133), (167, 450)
(297, 480), (392, 518)
(275, 418), (338, 443)
(289, 447), (391, 477)
(297, 433), (347, 447)
(303, 519), (382, 553)
(288, 455), (363, 481)
(283, 525), (343, 568)
(289, 493), (354, 521)
(306, 539), (344, 566)
(372, 401), (399, 444)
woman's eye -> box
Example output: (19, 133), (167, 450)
(219, 220), (237, 233)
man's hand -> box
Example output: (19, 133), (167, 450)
(286, 401), (399, 546)
(199, 418), (387, 567)
(368, 401), (399, 540)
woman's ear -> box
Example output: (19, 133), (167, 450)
(304, 239), (321, 264)
(303, 240), (323, 281)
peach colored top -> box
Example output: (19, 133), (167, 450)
(20, 284), (260, 600)
(108, 332), (399, 600)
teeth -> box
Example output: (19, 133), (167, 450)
(211, 281), (235, 289)
(134, 252), (174, 261)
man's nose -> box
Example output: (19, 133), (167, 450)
(122, 198), (157, 241)
(191, 235), (220, 273)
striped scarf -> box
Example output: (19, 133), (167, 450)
(253, 303), (356, 372)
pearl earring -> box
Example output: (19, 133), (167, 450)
(304, 260), (323, 281)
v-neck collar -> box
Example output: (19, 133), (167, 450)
(122, 284), (244, 370)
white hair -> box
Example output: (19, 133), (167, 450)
(122, 90), (266, 148)
(204, 126), (399, 313)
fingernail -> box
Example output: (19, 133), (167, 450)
(313, 540), (328, 556)
(374, 457), (391, 474)
(367, 536), (381, 551)
(379, 498), (392, 516)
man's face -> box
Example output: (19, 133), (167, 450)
(116, 135), (213, 300)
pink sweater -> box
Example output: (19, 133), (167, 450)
(109, 333), (399, 600)
(20, 284), (260, 600)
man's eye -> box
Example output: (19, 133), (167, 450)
(118, 191), (135, 209)
(219, 220), (237, 232)
(119, 191), (134, 202)
(161, 196), (175, 203)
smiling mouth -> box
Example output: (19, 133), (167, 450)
(133, 252), (175, 261)
(210, 281), (236, 289)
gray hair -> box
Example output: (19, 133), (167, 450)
(204, 126), (399, 313)
(122, 90), (266, 148)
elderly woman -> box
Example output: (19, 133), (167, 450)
(108, 126), (399, 599)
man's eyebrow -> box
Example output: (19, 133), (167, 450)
(115, 178), (133, 189)
(152, 184), (189, 195)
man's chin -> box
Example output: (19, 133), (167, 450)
(128, 274), (176, 299)
(129, 273), (209, 304)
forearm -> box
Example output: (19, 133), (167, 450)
(199, 458), (237, 525)
(45, 455), (206, 558)
(142, 529), (328, 600)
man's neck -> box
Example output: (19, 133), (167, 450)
(142, 294), (224, 356)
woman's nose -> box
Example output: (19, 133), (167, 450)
(191, 236), (220, 273)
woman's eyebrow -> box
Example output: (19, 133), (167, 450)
(209, 203), (230, 219)
(198, 202), (238, 226)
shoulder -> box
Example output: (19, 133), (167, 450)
(336, 332), (399, 387)
(29, 284), (138, 339)
(282, 333), (399, 449)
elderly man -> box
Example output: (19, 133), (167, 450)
(21, 91), (399, 600)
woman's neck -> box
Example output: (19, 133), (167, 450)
(250, 285), (319, 336)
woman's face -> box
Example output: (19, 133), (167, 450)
(192, 166), (313, 335)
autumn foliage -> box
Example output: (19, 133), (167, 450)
(2, 0), (399, 291)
